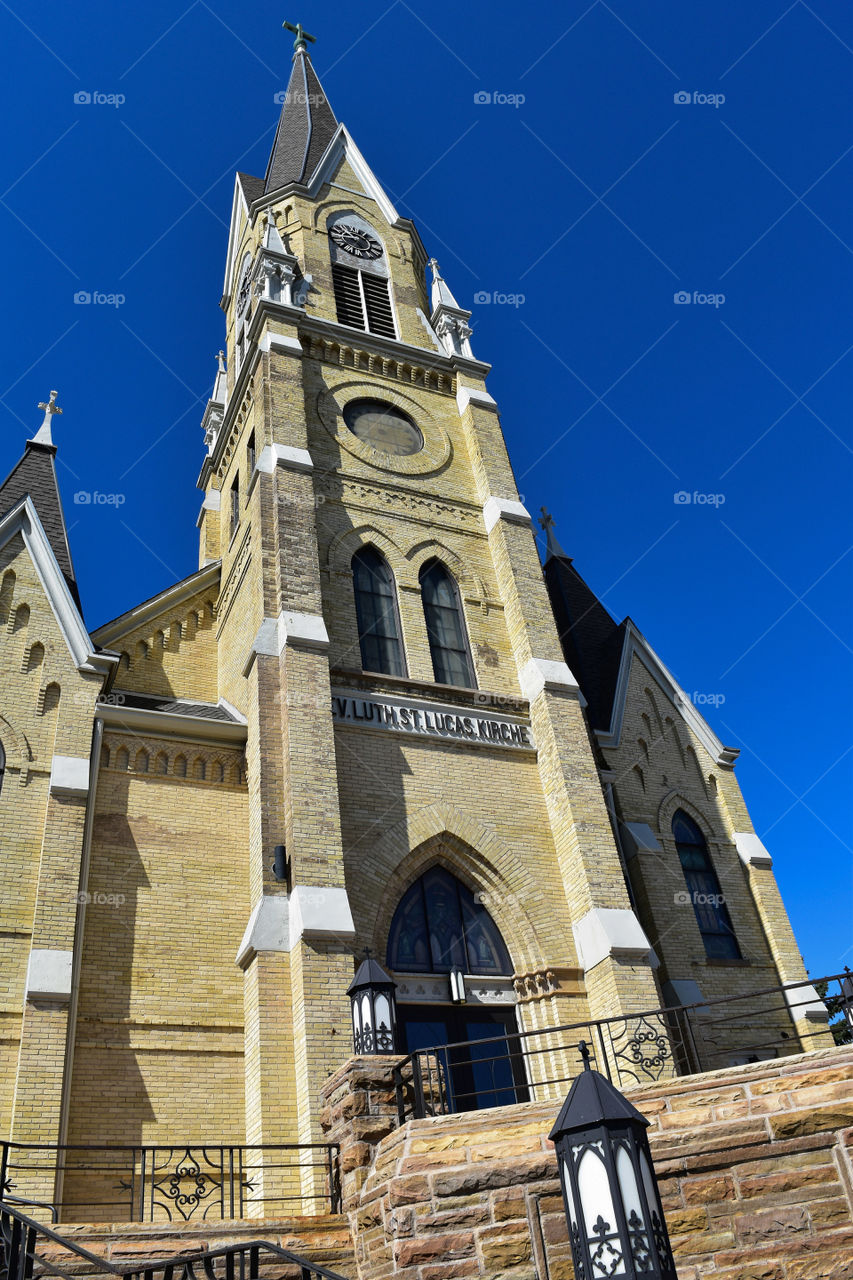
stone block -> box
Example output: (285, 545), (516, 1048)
(735, 1205), (810, 1244)
(393, 1232), (475, 1267)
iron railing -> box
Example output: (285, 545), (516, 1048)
(0, 1143), (341, 1224)
(0, 1201), (350, 1280)
(394, 972), (850, 1121)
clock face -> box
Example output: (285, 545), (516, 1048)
(330, 223), (383, 260)
(343, 399), (423, 456)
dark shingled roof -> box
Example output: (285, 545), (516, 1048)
(237, 172), (265, 206)
(544, 549), (626, 734)
(0, 440), (82, 612)
(265, 50), (338, 192)
(114, 692), (239, 722)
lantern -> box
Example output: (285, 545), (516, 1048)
(549, 1042), (677, 1279)
(347, 951), (398, 1054)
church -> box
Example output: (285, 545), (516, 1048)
(0, 25), (823, 1222)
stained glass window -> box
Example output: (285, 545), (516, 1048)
(387, 866), (512, 975)
(420, 560), (476, 688)
(352, 547), (406, 677)
(672, 810), (741, 960)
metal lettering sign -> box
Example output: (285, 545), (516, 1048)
(331, 691), (534, 751)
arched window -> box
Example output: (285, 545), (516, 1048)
(352, 547), (405, 677)
(419, 560), (475, 688)
(388, 866), (512, 976)
(328, 214), (396, 339)
(672, 810), (741, 960)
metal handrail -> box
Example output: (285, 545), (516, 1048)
(393, 970), (848, 1121)
(0, 1201), (351, 1280)
(0, 1141), (342, 1222)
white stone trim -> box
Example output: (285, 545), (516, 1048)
(620, 822), (663, 859)
(217, 697), (247, 725)
(97, 701), (247, 745)
(49, 755), (90, 798)
(308, 124), (401, 227)
(457, 384), (498, 414)
(783, 982), (828, 1022)
(202, 490), (221, 511)
(256, 444), (314, 475)
(26, 949), (73, 1001)
(0, 497), (115, 676)
(244, 610), (329, 674)
(257, 331), (304, 356)
(235, 896), (291, 967)
(94, 562), (221, 647)
(733, 831), (773, 868)
(518, 656), (581, 702)
(572, 907), (652, 973)
(290, 885), (356, 943)
(482, 496), (532, 535)
(595, 620), (738, 769)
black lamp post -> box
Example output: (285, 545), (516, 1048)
(549, 1042), (677, 1279)
(347, 951), (398, 1054)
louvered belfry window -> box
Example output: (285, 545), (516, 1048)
(332, 263), (396, 339)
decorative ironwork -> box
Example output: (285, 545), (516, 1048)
(393, 971), (846, 1122)
(588, 1215), (623, 1277)
(0, 1140), (341, 1222)
(609, 1013), (672, 1085)
(627, 1208), (653, 1270)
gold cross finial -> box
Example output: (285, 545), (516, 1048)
(282, 20), (316, 53)
(31, 390), (62, 447)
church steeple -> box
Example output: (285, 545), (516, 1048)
(264, 33), (338, 193)
(0, 390), (81, 609)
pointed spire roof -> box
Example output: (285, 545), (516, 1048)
(541, 522), (625, 733)
(429, 259), (461, 311)
(265, 48), (338, 193)
(0, 393), (81, 610)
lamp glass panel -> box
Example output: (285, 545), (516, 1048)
(361, 993), (373, 1030)
(577, 1146), (626, 1278)
(374, 993), (391, 1028)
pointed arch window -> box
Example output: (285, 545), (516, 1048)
(672, 810), (741, 960)
(328, 216), (396, 339)
(420, 560), (475, 688)
(352, 547), (405, 677)
(387, 866), (512, 976)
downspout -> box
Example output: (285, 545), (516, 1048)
(54, 715), (104, 1212)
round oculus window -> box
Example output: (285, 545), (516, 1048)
(343, 399), (424, 456)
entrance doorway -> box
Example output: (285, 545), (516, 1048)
(387, 865), (529, 1111)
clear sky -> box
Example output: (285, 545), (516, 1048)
(0, 1), (850, 979)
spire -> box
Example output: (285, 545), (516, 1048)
(265, 32), (338, 193)
(0, 391), (81, 609)
(212, 350), (227, 405)
(538, 507), (569, 561)
(429, 259), (461, 311)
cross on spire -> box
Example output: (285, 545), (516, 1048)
(31, 390), (62, 447)
(538, 506), (568, 561)
(283, 20), (316, 53)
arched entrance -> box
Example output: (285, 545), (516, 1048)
(387, 865), (529, 1111)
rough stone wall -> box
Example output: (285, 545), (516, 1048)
(322, 1047), (853, 1280)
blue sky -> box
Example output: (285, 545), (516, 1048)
(0, 1), (850, 978)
